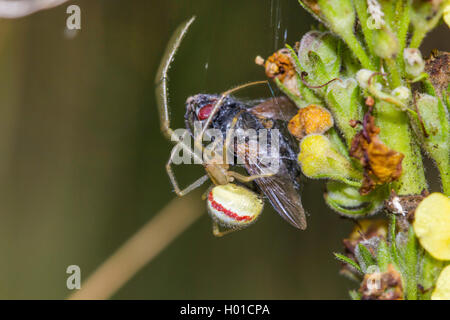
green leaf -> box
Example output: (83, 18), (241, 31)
(378, 0), (397, 30)
(418, 251), (445, 300)
(334, 253), (363, 274)
(403, 226), (418, 300)
(356, 243), (376, 272)
(388, 214), (402, 269)
(325, 77), (363, 145)
(377, 240), (391, 272)
(285, 44), (322, 105)
(297, 1), (325, 25)
(349, 290), (361, 300)
(324, 181), (385, 217)
(353, 0), (374, 57)
(411, 93), (450, 195)
(396, 0), (412, 71)
(326, 128), (350, 159)
(297, 31), (341, 94)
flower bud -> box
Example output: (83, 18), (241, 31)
(288, 104), (333, 140)
(263, 49), (300, 96)
(324, 181), (385, 217)
(372, 27), (399, 59)
(298, 134), (362, 184)
(413, 192), (450, 261)
(392, 86), (411, 104)
(404, 48), (425, 78)
(356, 69), (375, 89)
(326, 78), (363, 144)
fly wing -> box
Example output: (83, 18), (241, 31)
(244, 160), (307, 230)
(227, 101), (306, 229)
(249, 96), (298, 122)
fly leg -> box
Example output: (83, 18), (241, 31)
(227, 171), (274, 183)
(195, 80), (269, 152)
(223, 113), (275, 183)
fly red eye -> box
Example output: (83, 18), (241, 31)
(197, 103), (214, 120)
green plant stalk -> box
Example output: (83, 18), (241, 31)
(434, 96), (450, 195)
(437, 161), (450, 196)
(313, 0), (374, 70)
(380, 0), (397, 29)
(419, 252), (445, 300)
(395, 0), (411, 72)
(410, 6), (444, 49)
(353, 0), (374, 57)
(389, 215), (400, 267)
(404, 227), (418, 300)
(409, 28), (426, 49)
(294, 0), (447, 300)
(385, 58), (402, 88)
(341, 32), (375, 70)
(375, 101), (427, 195)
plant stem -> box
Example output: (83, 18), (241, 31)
(375, 102), (427, 195)
(437, 162), (450, 196)
(353, 0), (374, 57)
(396, 0), (411, 72)
(68, 190), (204, 300)
(404, 227), (418, 300)
(385, 58), (402, 88)
(410, 29), (426, 49)
(342, 32), (375, 70)
(410, 6), (444, 49)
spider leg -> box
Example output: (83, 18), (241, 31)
(201, 184), (214, 200)
(155, 16), (196, 140)
(166, 131), (209, 196)
(166, 153), (209, 197)
(212, 221), (240, 237)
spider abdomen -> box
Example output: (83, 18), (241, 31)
(207, 184), (263, 228)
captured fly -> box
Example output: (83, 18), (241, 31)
(156, 16), (306, 235)
(185, 94), (307, 230)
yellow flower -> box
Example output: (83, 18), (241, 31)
(413, 193), (450, 260)
(431, 265), (450, 300)
(444, 1), (450, 28)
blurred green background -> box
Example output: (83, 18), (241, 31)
(0, 0), (447, 299)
